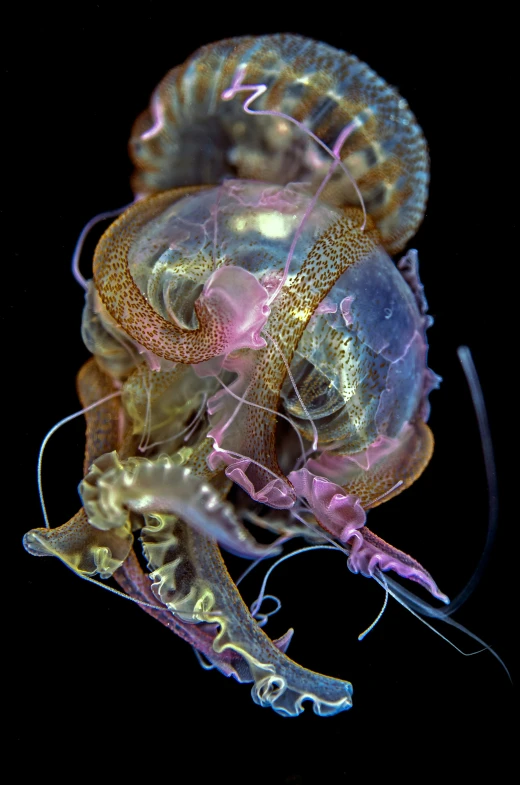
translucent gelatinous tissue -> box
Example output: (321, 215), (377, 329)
(24, 34), (447, 716)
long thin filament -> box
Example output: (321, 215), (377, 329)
(38, 392), (121, 529)
(72, 204), (133, 290)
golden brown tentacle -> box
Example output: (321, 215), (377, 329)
(93, 186), (253, 366)
(76, 358), (121, 473)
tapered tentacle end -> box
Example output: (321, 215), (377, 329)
(23, 508), (133, 579)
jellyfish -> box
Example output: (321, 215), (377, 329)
(24, 34), (463, 716)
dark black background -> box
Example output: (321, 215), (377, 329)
(7, 5), (512, 780)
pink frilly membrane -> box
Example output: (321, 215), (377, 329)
(200, 265), (271, 354)
(195, 256), (446, 599)
(195, 349), (296, 509)
(288, 467), (448, 603)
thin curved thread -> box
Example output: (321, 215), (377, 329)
(249, 544), (340, 620)
(212, 445), (291, 486)
(212, 372), (252, 444)
(214, 375), (307, 469)
(137, 372), (153, 452)
(209, 352), (307, 493)
(288, 509), (502, 659)
(221, 64), (367, 227)
(182, 393), (208, 442)
(443, 346), (498, 615)
(211, 186), (223, 271)
(93, 297), (150, 371)
(37, 391), (121, 529)
(252, 594), (282, 627)
(67, 568), (167, 612)
(243, 534), (391, 641)
(210, 330), (319, 495)
(235, 535), (293, 588)
(221, 67), (365, 305)
(193, 648), (216, 671)
(375, 572), (510, 679)
(364, 480), (404, 509)
(358, 573), (388, 640)
(72, 204), (133, 290)
(267, 152), (351, 304)
(239, 515), (486, 652)
(263, 329), (319, 450)
(139, 390), (208, 453)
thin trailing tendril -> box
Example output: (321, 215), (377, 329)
(266, 153), (350, 304)
(251, 594), (282, 627)
(249, 544), (340, 622)
(364, 480), (404, 510)
(193, 648), (216, 671)
(443, 346), (498, 616)
(221, 66), (366, 305)
(287, 508), (502, 657)
(263, 329), (319, 451)
(358, 574), (389, 640)
(66, 568), (167, 612)
(72, 204), (132, 290)
(221, 64), (367, 228)
(211, 444), (291, 487)
(213, 375), (307, 469)
(139, 390), (208, 453)
(373, 571), (510, 678)
(37, 392), (121, 529)
(137, 371), (153, 453)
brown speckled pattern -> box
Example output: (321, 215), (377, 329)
(130, 34), (429, 254)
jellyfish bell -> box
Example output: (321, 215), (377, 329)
(24, 34), (458, 716)
(128, 34), (429, 255)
